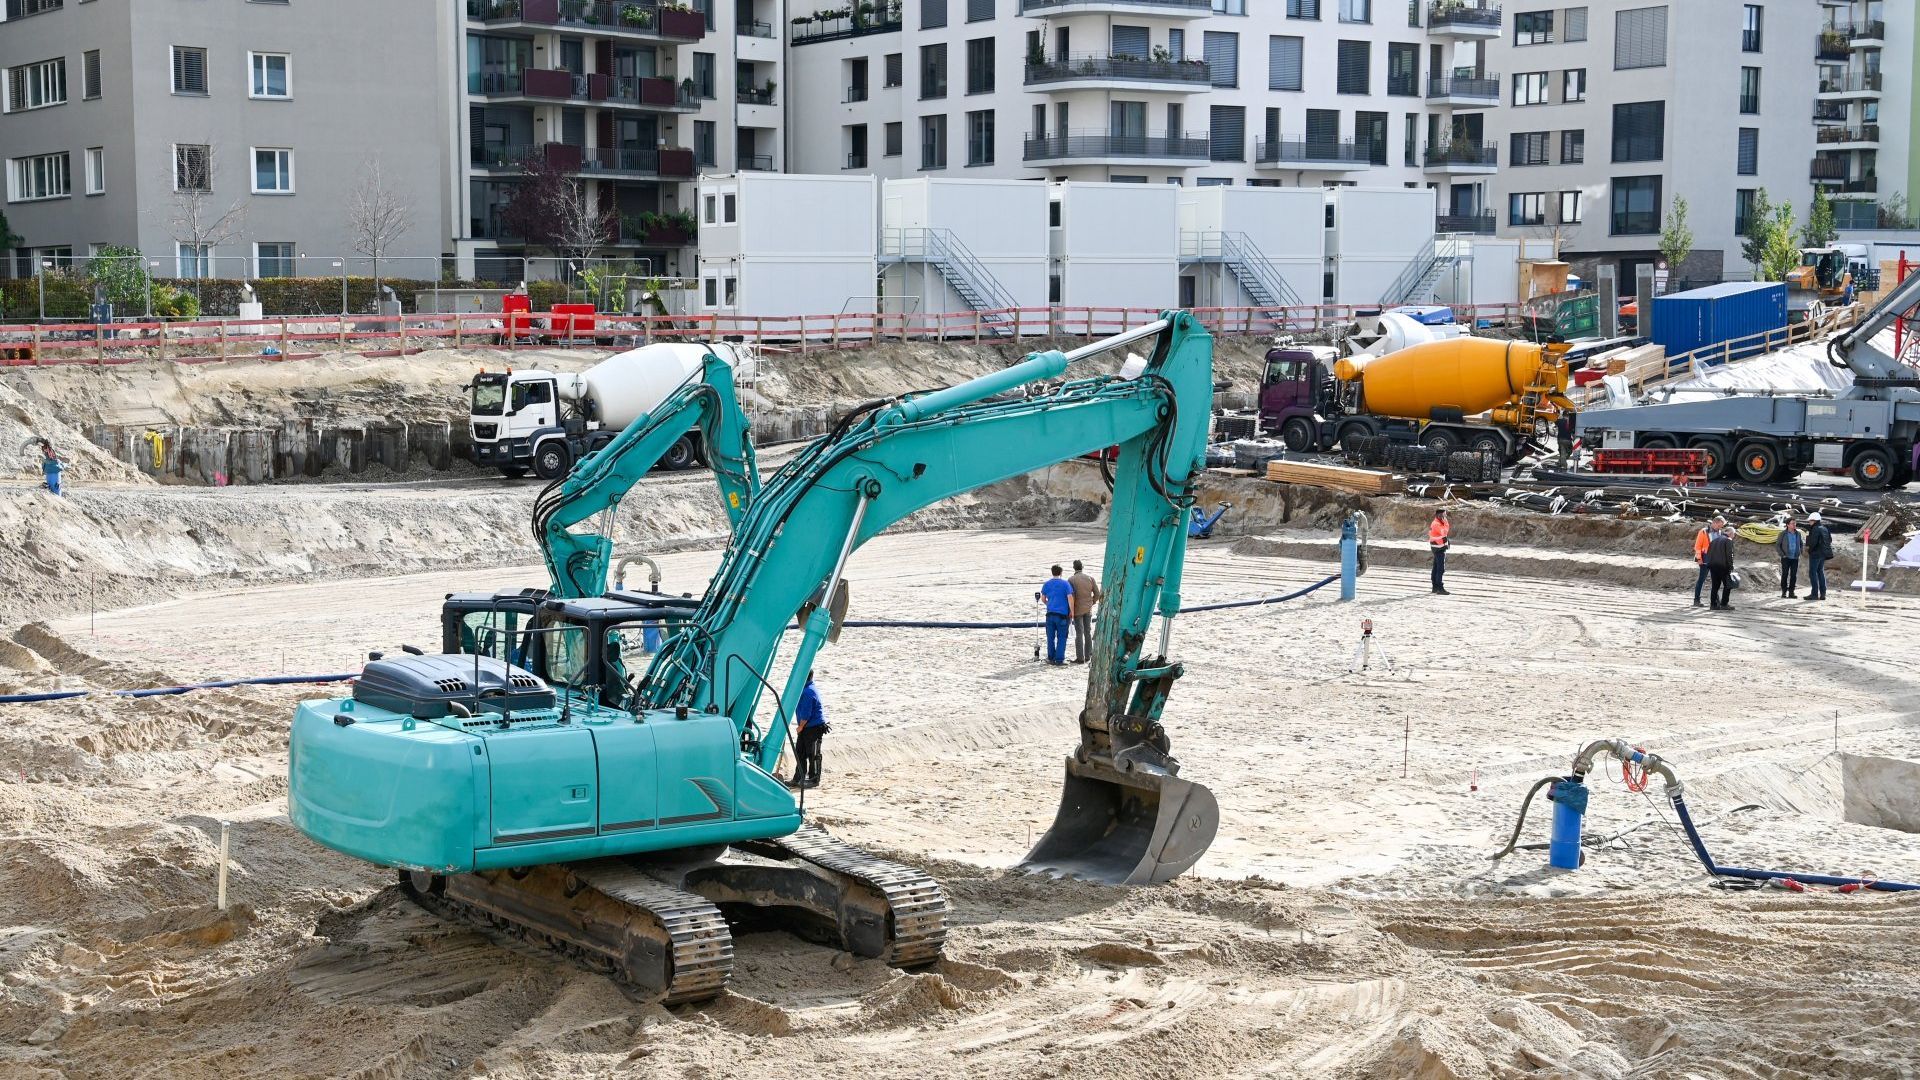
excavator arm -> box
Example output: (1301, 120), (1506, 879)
(532, 352), (758, 599)
(1830, 261), (1920, 383)
(638, 313), (1221, 884)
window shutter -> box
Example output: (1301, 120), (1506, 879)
(967, 0), (992, 21)
(1288, 0), (1321, 17)
(1203, 31), (1237, 88)
(1209, 104), (1245, 162)
(1737, 128), (1758, 174)
(886, 53), (903, 86)
(1168, 29), (1184, 59)
(921, 0), (946, 30)
(1111, 25), (1149, 58)
(1614, 6), (1668, 70)
(1336, 39), (1368, 94)
(1565, 7), (1588, 42)
(83, 51), (100, 99)
(5, 67), (23, 113)
(1305, 108), (1339, 145)
(1269, 36), (1303, 91)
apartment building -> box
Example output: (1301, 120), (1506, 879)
(1812, 0), (1914, 231)
(785, 0), (1507, 221)
(0, 0), (448, 280)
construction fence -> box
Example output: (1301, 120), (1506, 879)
(0, 303), (1531, 367)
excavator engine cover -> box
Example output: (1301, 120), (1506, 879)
(1021, 754), (1220, 886)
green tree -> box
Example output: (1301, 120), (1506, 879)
(1758, 203), (1801, 282)
(1739, 188), (1773, 273)
(0, 210), (20, 252)
(1657, 196), (1693, 290)
(1803, 187), (1837, 247)
(86, 245), (149, 310)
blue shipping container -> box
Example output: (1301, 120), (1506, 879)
(1650, 282), (1787, 365)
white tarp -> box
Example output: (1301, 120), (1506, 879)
(1655, 331), (1900, 400)
(1893, 533), (1920, 570)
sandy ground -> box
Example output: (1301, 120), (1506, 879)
(5, 519), (1920, 1079)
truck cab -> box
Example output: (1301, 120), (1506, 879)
(1259, 346), (1341, 451)
(469, 370), (574, 478)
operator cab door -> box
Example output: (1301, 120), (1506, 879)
(509, 378), (558, 434)
(1260, 357), (1309, 416)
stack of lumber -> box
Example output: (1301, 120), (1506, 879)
(1265, 459), (1403, 495)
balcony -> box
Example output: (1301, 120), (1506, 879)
(1849, 19), (1886, 46)
(791, 11), (902, 44)
(737, 86), (775, 105)
(465, 0), (707, 43)
(1817, 70), (1882, 98)
(738, 154), (775, 171)
(846, 152), (868, 169)
(1426, 73), (1500, 106)
(1436, 212), (1496, 235)
(846, 84), (869, 102)
(1024, 54), (1211, 92)
(1024, 130), (1210, 165)
(1018, 0), (1214, 19)
(736, 18), (773, 36)
(472, 68), (699, 111)
(1254, 137), (1373, 171)
(1426, 2), (1502, 37)
(618, 214), (695, 247)
(1423, 141), (1498, 173)
(1816, 124), (1880, 148)
(1817, 29), (1852, 59)
(471, 141), (695, 179)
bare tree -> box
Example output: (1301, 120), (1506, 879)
(164, 143), (247, 287)
(347, 159), (416, 309)
(554, 179), (616, 304)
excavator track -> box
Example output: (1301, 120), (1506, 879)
(741, 823), (949, 966)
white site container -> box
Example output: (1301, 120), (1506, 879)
(1325, 187), (1438, 306)
(1054, 182), (1180, 312)
(695, 173), (878, 319)
(880, 178), (1050, 314)
(1176, 186), (1324, 309)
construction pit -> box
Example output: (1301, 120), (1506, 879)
(4, 345), (1920, 1080)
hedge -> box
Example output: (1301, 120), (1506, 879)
(0, 274), (605, 321)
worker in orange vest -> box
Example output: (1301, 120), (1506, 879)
(1692, 517), (1723, 608)
(1428, 508), (1451, 595)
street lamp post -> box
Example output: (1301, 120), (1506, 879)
(38, 259), (52, 322)
(146, 259), (160, 319)
(333, 259), (347, 318)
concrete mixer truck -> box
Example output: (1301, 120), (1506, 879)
(467, 342), (757, 479)
(1259, 337), (1574, 461)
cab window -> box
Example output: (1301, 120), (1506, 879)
(511, 379), (553, 412)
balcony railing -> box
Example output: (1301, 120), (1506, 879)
(847, 153), (869, 169)
(1424, 141), (1498, 166)
(466, 0), (707, 40)
(1436, 212), (1496, 235)
(1427, 73), (1500, 100)
(472, 141), (694, 178)
(846, 84), (869, 102)
(738, 154), (774, 171)
(791, 11), (902, 43)
(1024, 54), (1211, 86)
(475, 68), (696, 109)
(1819, 71), (1883, 94)
(1024, 130), (1210, 162)
(1850, 19), (1886, 40)
(1812, 103), (1848, 123)
(472, 142), (538, 170)
(738, 86), (775, 105)
(1817, 124), (1880, 144)
(1255, 137), (1370, 166)
(737, 18), (773, 36)
(1019, 0), (1213, 12)
(1809, 156), (1850, 180)
(1817, 29), (1852, 59)
(1426, 2), (1502, 30)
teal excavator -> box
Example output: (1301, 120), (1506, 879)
(289, 314), (1223, 1002)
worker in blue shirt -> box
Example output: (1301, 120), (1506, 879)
(39, 440), (63, 497)
(1037, 564), (1073, 666)
(789, 671), (828, 789)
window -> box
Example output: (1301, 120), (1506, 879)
(1354, 110), (1386, 164)
(1611, 101), (1664, 162)
(701, 193), (716, 225)
(920, 44), (946, 99)
(1168, 29), (1185, 60)
(967, 0), (991, 20)
(5, 58), (67, 112)
(1204, 31), (1238, 88)
(250, 52), (290, 98)
(84, 147), (103, 194)
(1562, 68), (1586, 102)
(1337, 0), (1369, 22)
(1560, 129), (1584, 164)
(921, 0), (946, 29)
(7, 152), (70, 202)
(6, 0), (63, 17)
(1739, 66), (1759, 114)
(694, 121), (716, 167)
(82, 50), (100, 100)
(1741, 5), (1761, 52)
(1335, 40), (1368, 94)
(1268, 36), (1303, 91)
(1734, 188), (1758, 235)
(252, 147), (293, 193)
(1559, 191), (1581, 224)
(1210, 104), (1245, 161)
(1286, 0), (1319, 17)
(920, 114), (946, 169)
(846, 124), (869, 169)
(885, 53), (903, 87)
(256, 242), (296, 278)
(177, 243), (212, 279)
(884, 121), (903, 156)
(848, 57), (868, 101)
(703, 277), (718, 308)
(1387, 43), (1418, 96)
(1565, 6), (1588, 41)
(723, 193), (736, 223)
(174, 144), (211, 191)
(1614, 6), (1668, 70)
(1212, 0), (1245, 15)
(1112, 25), (1148, 57)
(1509, 192), (1547, 227)
(1737, 127), (1757, 175)
(1610, 175), (1661, 235)
(1513, 71), (1548, 106)
(172, 46), (209, 94)
(1515, 10), (1553, 45)
(692, 53), (715, 98)
(966, 109), (994, 165)
(1511, 131), (1550, 166)
(966, 37), (993, 94)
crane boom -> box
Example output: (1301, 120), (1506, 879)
(1830, 265), (1920, 383)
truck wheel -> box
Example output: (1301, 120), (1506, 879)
(533, 441), (573, 480)
(1467, 432), (1506, 456)
(1334, 423), (1371, 450)
(663, 435), (698, 470)
(1280, 419), (1316, 453)
(1734, 440), (1781, 485)
(1850, 446), (1894, 489)
(1420, 428), (1462, 453)
(1687, 437), (1731, 481)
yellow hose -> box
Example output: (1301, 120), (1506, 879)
(1735, 523), (1782, 545)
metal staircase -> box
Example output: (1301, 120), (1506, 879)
(884, 227), (1018, 333)
(1380, 237), (1466, 307)
(1183, 231), (1308, 329)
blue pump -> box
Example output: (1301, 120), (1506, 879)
(1547, 777), (1588, 870)
(1188, 503), (1229, 539)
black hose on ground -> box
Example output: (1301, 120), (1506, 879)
(1489, 775), (1561, 861)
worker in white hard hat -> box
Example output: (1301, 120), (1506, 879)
(1804, 512), (1833, 601)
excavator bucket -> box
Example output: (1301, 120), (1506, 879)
(1019, 755), (1220, 886)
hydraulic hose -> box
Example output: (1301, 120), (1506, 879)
(1489, 775), (1562, 861)
(0, 672), (358, 706)
(806, 574), (1340, 631)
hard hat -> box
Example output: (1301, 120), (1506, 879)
(1809, 512), (1823, 522)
